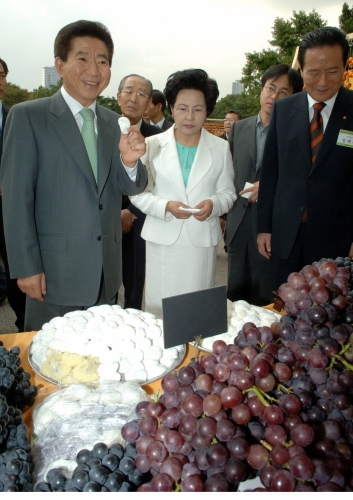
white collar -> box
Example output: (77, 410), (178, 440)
(150, 117), (165, 128)
(307, 91), (338, 111)
(60, 86), (97, 116)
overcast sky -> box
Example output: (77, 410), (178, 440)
(1, 0), (347, 99)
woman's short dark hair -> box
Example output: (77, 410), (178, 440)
(54, 20), (114, 66)
(0, 58), (8, 76)
(261, 64), (303, 94)
(298, 26), (348, 69)
(164, 69), (219, 117)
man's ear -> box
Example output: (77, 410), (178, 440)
(55, 57), (64, 78)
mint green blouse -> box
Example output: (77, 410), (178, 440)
(176, 141), (198, 186)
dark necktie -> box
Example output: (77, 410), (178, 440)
(302, 102), (326, 223)
(310, 102), (326, 164)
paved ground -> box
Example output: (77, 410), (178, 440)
(0, 242), (228, 334)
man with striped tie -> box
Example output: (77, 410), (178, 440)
(257, 26), (353, 290)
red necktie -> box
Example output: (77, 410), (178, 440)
(310, 102), (326, 164)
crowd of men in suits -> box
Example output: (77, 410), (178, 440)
(0, 22), (352, 331)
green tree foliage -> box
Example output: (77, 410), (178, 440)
(210, 93), (258, 119)
(96, 95), (121, 114)
(29, 82), (62, 100)
(3, 83), (30, 107)
(339, 2), (353, 34)
(269, 10), (327, 64)
(241, 9), (326, 106)
(241, 49), (282, 99)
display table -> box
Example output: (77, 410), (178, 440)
(1, 304), (282, 437)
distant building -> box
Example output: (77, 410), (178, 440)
(232, 80), (244, 95)
(42, 66), (61, 88)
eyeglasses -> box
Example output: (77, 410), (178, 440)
(120, 90), (150, 100)
(264, 84), (289, 98)
(174, 105), (206, 115)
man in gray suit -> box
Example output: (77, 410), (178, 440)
(0, 20), (148, 331)
(225, 65), (303, 306)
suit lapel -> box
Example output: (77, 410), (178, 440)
(243, 116), (257, 165)
(290, 92), (312, 170)
(186, 128), (213, 194)
(159, 127), (187, 196)
(50, 91), (97, 190)
(311, 87), (353, 174)
(97, 107), (116, 197)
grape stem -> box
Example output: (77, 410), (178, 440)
(154, 390), (159, 403)
(260, 439), (273, 451)
(339, 341), (353, 356)
(243, 386), (277, 406)
(174, 482), (181, 492)
(277, 383), (293, 394)
(328, 356), (337, 371)
(333, 354), (353, 371)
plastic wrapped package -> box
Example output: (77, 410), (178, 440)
(31, 381), (149, 483)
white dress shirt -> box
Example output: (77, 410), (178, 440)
(61, 86), (137, 180)
(149, 117), (165, 128)
(307, 92), (338, 131)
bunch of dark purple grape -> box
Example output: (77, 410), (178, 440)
(0, 395), (33, 491)
(34, 442), (151, 492)
(0, 343), (37, 409)
(120, 260), (353, 493)
(277, 260), (353, 372)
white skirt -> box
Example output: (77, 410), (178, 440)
(145, 224), (218, 319)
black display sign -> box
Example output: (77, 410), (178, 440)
(162, 286), (228, 349)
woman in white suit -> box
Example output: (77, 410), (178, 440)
(131, 69), (236, 318)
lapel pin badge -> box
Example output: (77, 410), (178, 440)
(343, 116), (347, 119)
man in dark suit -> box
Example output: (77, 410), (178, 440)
(117, 75), (161, 310)
(225, 65), (303, 305)
(146, 90), (173, 131)
(1, 21), (147, 331)
(220, 110), (242, 140)
(257, 27), (353, 290)
(0, 58), (26, 330)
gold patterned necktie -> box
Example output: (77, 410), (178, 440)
(79, 108), (98, 183)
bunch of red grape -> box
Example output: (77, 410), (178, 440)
(120, 261), (353, 492)
(313, 256), (353, 298)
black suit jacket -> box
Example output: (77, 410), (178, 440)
(161, 119), (173, 131)
(0, 103), (9, 161)
(257, 87), (353, 261)
(122, 121), (162, 215)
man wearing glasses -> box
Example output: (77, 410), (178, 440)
(225, 65), (303, 306)
(220, 110), (242, 140)
(117, 74), (161, 310)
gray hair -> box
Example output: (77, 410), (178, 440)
(118, 74), (153, 96)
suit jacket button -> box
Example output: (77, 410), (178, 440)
(99, 204), (104, 210)
(308, 180), (313, 184)
(97, 236), (102, 241)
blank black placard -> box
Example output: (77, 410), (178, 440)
(162, 286), (228, 349)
